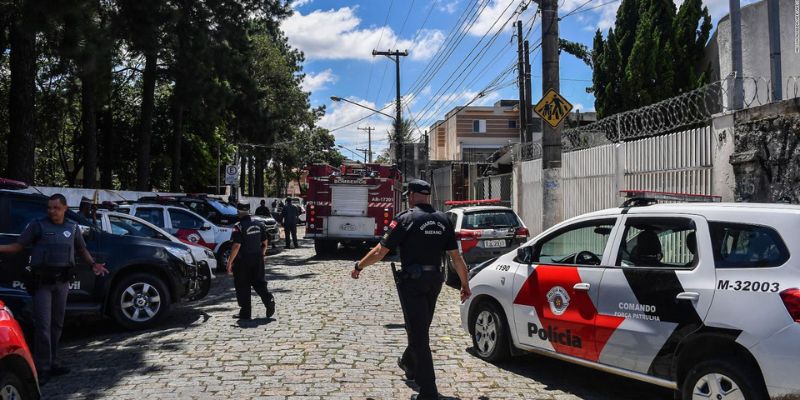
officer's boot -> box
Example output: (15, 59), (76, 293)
(264, 293), (276, 318)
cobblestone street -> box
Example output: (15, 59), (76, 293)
(46, 228), (672, 400)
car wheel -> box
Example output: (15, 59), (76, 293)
(681, 357), (768, 400)
(216, 243), (232, 273)
(188, 265), (211, 301)
(324, 240), (338, 253)
(110, 273), (171, 330)
(470, 301), (510, 362)
(442, 254), (459, 288)
(314, 239), (327, 255)
(0, 367), (35, 400)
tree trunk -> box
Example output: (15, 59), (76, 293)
(255, 152), (265, 197)
(136, 51), (156, 190)
(81, 54), (98, 188)
(171, 99), (183, 192)
(239, 153), (247, 196)
(6, 13), (36, 184)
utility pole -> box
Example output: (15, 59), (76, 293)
(729, 0), (744, 110)
(358, 126), (374, 163)
(356, 148), (369, 163)
(516, 21), (528, 143)
(767, 0), (782, 101)
(523, 39), (534, 143)
(216, 142), (221, 195)
(372, 49), (409, 166)
(539, 0), (562, 229)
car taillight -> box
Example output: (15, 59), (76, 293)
(456, 230), (481, 253)
(515, 227), (529, 238)
(780, 288), (800, 322)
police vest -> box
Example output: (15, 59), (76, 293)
(30, 219), (78, 269)
(238, 220), (266, 254)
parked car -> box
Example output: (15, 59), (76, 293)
(462, 200), (800, 400)
(442, 203), (529, 285)
(0, 190), (204, 330)
(0, 286), (33, 345)
(0, 299), (39, 399)
(118, 204), (279, 272)
(137, 194), (240, 226)
(92, 209), (215, 301)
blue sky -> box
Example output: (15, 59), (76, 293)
(281, 0), (746, 156)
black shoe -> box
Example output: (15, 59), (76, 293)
(50, 365), (71, 376)
(397, 357), (415, 380)
(410, 395), (440, 400)
(265, 295), (276, 319)
(233, 313), (251, 320)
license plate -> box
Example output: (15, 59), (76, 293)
(483, 239), (506, 248)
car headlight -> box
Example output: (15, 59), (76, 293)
(165, 246), (194, 264)
(204, 248), (215, 258)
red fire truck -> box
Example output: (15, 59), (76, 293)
(304, 163), (403, 255)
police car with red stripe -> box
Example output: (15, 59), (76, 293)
(461, 192), (800, 400)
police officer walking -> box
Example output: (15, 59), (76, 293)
(350, 180), (471, 400)
(0, 194), (108, 383)
(226, 212), (275, 320)
(280, 197), (300, 249)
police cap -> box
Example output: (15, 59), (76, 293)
(403, 179), (431, 196)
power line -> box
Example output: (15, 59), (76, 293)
(562, 0), (620, 17)
(364, 0), (396, 102)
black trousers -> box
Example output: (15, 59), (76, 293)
(232, 256), (272, 318)
(284, 224), (298, 247)
(398, 271), (443, 398)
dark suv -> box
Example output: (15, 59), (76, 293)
(0, 190), (204, 330)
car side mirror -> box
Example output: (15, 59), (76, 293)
(516, 246), (533, 264)
(79, 225), (92, 238)
(200, 223), (212, 231)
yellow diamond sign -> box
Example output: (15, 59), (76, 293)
(533, 89), (573, 128)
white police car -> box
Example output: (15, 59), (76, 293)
(461, 200), (800, 400)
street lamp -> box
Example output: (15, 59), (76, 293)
(330, 96), (396, 121)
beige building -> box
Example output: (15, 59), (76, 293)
(429, 100), (541, 162)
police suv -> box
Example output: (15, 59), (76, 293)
(462, 200), (800, 400)
(0, 189), (204, 330)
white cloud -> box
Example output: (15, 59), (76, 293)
(438, 0), (460, 14)
(318, 97), (395, 152)
(282, 7), (444, 61)
(467, 0), (526, 36)
(291, 0), (313, 8)
(301, 69), (337, 92)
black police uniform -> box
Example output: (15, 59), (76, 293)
(17, 218), (87, 374)
(255, 204), (271, 217)
(231, 216), (275, 319)
(381, 201), (458, 399)
(280, 201), (300, 248)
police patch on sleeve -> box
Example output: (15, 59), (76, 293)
(63, 230), (72, 238)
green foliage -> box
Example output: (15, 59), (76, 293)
(559, 39), (591, 67)
(0, 0), (338, 192)
(592, 0), (711, 118)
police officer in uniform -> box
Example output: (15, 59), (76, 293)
(227, 212), (275, 320)
(0, 194), (108, 383)
(255, 200), (271, 217)
(350, 180), (472, 400)
(280, 197), (300, 249)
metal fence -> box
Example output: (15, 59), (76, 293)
(514, 159), (543, 236)
(431, 166), (452, 211)
(474, 173), (512, 207)
(562, 144), (617, 220)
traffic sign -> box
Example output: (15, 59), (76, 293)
(224, 165), (239, 185)
(533, 89), (573, 128)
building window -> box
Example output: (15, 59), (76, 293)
(508, 120), (517, 129)
(472, 119), (486, 133)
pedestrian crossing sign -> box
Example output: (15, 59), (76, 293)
(534, 89), (573, 128)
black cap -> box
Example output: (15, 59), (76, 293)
(404, 179), (432, 196)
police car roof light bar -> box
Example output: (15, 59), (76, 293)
(619, 190), (722, 204)
(445, 199), (503, 207)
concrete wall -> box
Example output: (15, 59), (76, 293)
(730, 98), (800, 202)
(708, 0), (800, 101)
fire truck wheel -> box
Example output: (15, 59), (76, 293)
(325, 240), (339, 253)
(314, 239), (326, 255)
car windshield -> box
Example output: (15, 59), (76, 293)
(462, 211), (520, 229)
(207, 199), (237, 215)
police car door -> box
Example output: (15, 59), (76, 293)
(594, 214), (714, 379)
(167, 208), (214, 249)
(511, 217), (620, 362)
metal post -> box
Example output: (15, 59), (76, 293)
(516, 21), (528, 143)
(729, 0), (744, 110)
(768, 0), (783, 101)
(523, 39), (534, 143)
(216, 142), (220, 195)
(372, 49), (408, 164)
(358, 126), (374, 163)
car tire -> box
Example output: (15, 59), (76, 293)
(314, 239), (327, 255)
(442, 254), (459, 288)
(470, 301), (510, 362)
(324, 240), (338, 254)
(0, 366), (36, 400)
(188, 265), (211, 301)
(681, 357), (768, 400)
(110, 273), (171, 330)
(216, 243), (232, 273)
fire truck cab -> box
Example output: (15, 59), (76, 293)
(304, 163), (403, 255)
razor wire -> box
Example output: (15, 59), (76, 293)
(561, 75), (791, 151)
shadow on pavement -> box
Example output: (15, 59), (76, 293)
(234, 317), (274, 329)
(466, 348), (673, 400)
